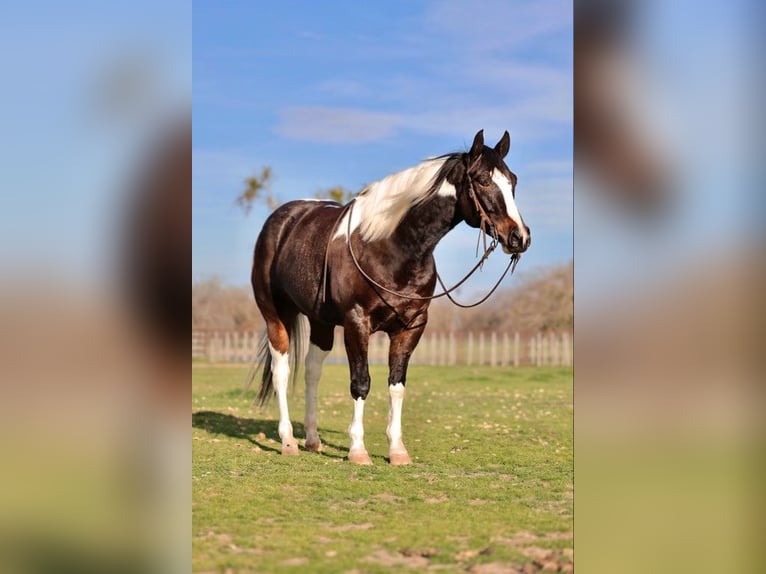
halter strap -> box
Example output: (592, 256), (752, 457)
(339, 170), (521, 308)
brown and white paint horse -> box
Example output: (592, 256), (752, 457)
(251, 130), (530, 465)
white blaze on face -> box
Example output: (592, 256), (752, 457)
(491, 169), (528, 243)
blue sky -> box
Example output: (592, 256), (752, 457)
(0, 1), (190, 287)
(193, 0), (572, 290)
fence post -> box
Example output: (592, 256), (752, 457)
(467, 332), (474, 366)
(538, 333), (544, 366)
(562, 332), (571, 366)
(429, 335), (437, 366)
(513, 332), (520, 367)
(502, 333), (509, 366)
(449, 332), (456, 365)
(490, 332), (497, 366)
(479, 332), (485, 366)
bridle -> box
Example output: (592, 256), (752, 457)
(327, 156), (521, 310)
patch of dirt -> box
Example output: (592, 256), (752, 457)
(520, 545), (573, 573)
(493, 531), (572, 547)
(326, 522), (374, 532)
(468, 532), (574, 573)
(400, 547), (438, 558)
(424, 495), (449, 504)
(455, 546), (494, 562)
(281, 557), (309, 566)
(363, 549), (430, 569)
(469, 563), (523, 574)
(455, 549), (478, 561)
(372, 492), (402, 503)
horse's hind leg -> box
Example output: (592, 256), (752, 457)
(304, 321), (333, 452)
(265, 316), (300, 456)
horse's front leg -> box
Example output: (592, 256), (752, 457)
(343, 314), (373, 465)
(386, 324), (426, 465)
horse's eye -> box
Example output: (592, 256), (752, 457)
(477, 176), (491, 186)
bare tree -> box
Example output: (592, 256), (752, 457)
(236, 167), (358, 215)
(315, 185), (357, 204)
(236, 166), (276, 215)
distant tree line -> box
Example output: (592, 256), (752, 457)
(425, 261), (573, 333)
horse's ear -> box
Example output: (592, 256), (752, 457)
(495, 131), (511, 159)
(470, 129), (484, 159)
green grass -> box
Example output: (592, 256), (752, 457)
(192, 365), (573, 573)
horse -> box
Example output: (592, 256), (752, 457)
(250, 129), (530, 465)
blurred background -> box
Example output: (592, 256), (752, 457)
(0, 1), (189, 572)
(575, 0), (762, 572)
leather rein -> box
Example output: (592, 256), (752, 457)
(323, 158), (521, 309)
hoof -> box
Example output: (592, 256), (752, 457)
(304, 440), (323, 453)
(281, 443), (300, 456)
(348, 449), (373, 465)
(389, 452), (412, 466)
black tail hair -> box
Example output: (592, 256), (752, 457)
(246, 315), (308, 407)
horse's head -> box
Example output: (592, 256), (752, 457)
(459, 129), (530, 254)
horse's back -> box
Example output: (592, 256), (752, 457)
(252, 200), (344, 317)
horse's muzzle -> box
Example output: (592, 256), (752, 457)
(503, 225), (531, 254)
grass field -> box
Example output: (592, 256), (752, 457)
(192, 364), (573, 573)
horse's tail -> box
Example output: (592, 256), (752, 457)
(247, 315), (309, 407)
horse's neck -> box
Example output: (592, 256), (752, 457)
(393, 193), (460, 260)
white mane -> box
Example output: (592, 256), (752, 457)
(334, 157), (456, 241)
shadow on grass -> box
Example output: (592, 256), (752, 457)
(192, 411), (350, 459)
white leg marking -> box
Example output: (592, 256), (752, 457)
(387, 383), (411, 465)
(386, 383), (406, 453)
(349, 398), (366, 451)
(268, 342), (297, 455)
(348, 398), (372, 464)
(304, 344), (329, 451)
(491, 169), (528, 243)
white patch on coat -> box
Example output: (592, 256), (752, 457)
(386, 383), (407, 454)
(333, 157), (450, 241)
(268, 342), (294, 444)
(491, 169), (528, 243)
(348, 398), (367, 453)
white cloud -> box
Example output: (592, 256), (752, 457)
(274, 101), (569, 144)
(274, 106), (403, 143)
(424, 0), (571, 54)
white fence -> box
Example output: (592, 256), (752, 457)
(193, 329), (572, 367)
